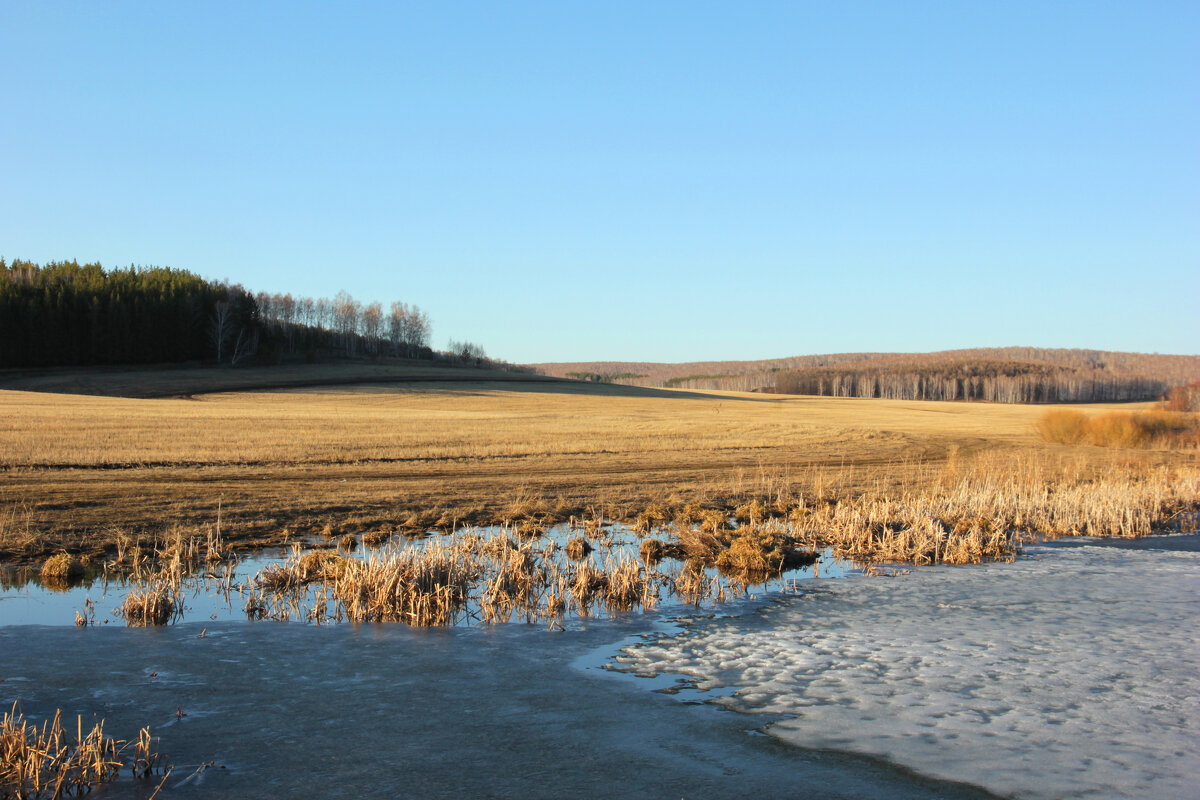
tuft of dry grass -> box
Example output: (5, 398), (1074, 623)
(334, 541), (481, 625)
(564, 536), (592, 560)
(361, 530), (391, 548)
(39, 553), (84, 587)
(119, 581), (178, 626)
(715, 527), (817, 579)
(0, 705), (166, 798)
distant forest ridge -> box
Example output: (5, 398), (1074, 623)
(532, 348), (1200, 404)
(0, 258), (494, 370)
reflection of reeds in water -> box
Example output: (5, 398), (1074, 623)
(0, 705), (166, 798)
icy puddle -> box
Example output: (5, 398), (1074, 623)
(617, 534), (1200, 799)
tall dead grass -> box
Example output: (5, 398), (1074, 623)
(333, 541), (481, 625)
(1038, 409), (1200, 449)
(0, 705), (165, 798)
(788, 457), (1199, 564)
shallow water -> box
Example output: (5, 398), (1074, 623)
(0, 523), (849, 628)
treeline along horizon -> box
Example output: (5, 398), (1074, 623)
(0, 258), (437, 369)
(766, 359), (1169, 403)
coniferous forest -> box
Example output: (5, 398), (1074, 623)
(0, 259), (444, 369)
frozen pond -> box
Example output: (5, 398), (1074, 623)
(1, 616), (990, 798)
(618, 533), (1200, 799)
(2, 532), (1195, 798)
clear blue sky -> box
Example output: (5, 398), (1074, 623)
(2, 1), (1197, 362)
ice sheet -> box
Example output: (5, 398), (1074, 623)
(619, 540), (1200, 799)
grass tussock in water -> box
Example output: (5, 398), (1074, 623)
(564, 536), (592, 560)
(113, 532), (205, 626)
(333, 541), (481, 624)
(38, 553), (84, 588)
(242, 528), (750, 626)
(0, 706), (165, 799)
(118, 581), (178, 626)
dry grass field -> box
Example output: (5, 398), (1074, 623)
(1, 366), (1196, 564)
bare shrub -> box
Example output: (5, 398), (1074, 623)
(1036, 410), (1089, 444)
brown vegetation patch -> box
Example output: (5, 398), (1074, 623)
(119, 582), (178, 626)
(1038, 409), (1200, 449)
(2, 381), (1196, 570)
(0, 706), (165, 798)
(361, 530), (391, 548)
(564, 537), (592, 560)
(39, 553), (84, 587)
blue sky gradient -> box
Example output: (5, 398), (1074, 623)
(2, 1), (1197, 362)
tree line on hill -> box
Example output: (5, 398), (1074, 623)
(536, 348), (1200, 404)
(0, 258), (492, 370)
(765, 359), (1169, 403)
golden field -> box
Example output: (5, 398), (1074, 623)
(1, 367), (1196, 563)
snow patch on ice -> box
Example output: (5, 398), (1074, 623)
(619, 542), (1200, 799)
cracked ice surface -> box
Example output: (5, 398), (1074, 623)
(619, 541), (1200, 799)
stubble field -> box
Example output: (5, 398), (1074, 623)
(0, 367), (1195, 564)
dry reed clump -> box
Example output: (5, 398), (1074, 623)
(789, 460), (1200, 565)
(638, 538), (684, 565)
(714, 527), (817, 579)
(672, 561), (723, 606)
(564, 537), (592, 560)
(673, 527), (726, 565)
(334, 541), (482, 625)
(116, 539), (189, 626)
(1037, 409), (1200, 449)
(118, 581), (178, 626)
(254, 546), (351, 595)
(632, 503), (669, 534)
(39, 553), (84, 587)
(568, 556), (656, 615)
(479, 540), (543, 623)
(0, 705), (166, 799)
(480, 535), (520, 559)
(513, 519), (547, 540)
(362, 530), (391, 548)
(338, 533), (358, 552)
(568, 560), (607, 612)
(601, 556), (656, 612)
(298, 549), (351, 582)
(733, 498), (768, 527)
